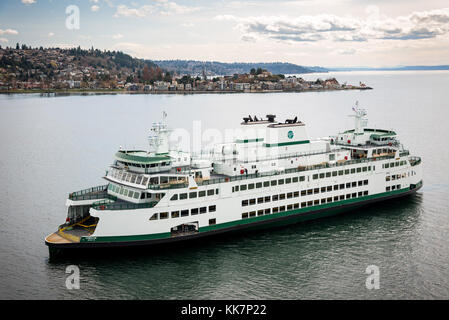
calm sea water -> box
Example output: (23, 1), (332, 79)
(0, 71), (448, 299)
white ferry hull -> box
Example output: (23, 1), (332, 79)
(45, 180), (422, 254)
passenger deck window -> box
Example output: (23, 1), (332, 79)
(189, 192), (197, 199)
(160, 212), (168, 219)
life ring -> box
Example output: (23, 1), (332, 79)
(100, 205), (105, 210)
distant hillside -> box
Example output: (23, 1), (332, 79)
(151, 60), (327, 76)
(0, 44), (159, 85)
(328, 65), (449, 71)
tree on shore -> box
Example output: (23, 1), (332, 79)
(142, 64), (151, 83)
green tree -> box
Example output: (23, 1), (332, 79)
(163, 71), (172, 82)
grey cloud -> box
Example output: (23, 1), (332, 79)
(382, 28), (440, 40)
(270, 34), (323, 42)
(226, 7), (449, 43)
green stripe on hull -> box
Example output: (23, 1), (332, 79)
(80, 231), (171, 243)
(264, 140), (310, 147)
(82, 186), (414, 243)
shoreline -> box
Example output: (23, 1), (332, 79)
(0, 87), (372, 95)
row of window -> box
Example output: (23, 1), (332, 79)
(242, 190), (370, 219)
(312, 166), (372, 180)
(372, 148), (395, 155)
(108, 168), (149, 186)
(150, 176), (187, 186)
(149, 205), (217, 221)
(117, 160), (171, 169)
(170, 188), (219, 201)
(232, 175), (306, 193)
(108, 183), (141, 200)
(386, 172), (408, 181)
(232, 166), (372, 193)
(386, 185), (401, 192)
(382, 160), (407, 169)
(242, 180), (369, 207)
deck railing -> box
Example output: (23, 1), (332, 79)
(146, 154), (398, 190)
(69, 185), (110, 200)
(206, 148), (347, 164)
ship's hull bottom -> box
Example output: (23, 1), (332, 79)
(46, 184), (422, 256)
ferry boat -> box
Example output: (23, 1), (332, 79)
(45, 103), (423, 254)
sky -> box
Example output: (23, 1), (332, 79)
(1, 0), (449, 67)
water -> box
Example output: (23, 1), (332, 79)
(0, 71), (448, 299)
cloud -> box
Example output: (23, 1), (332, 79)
(48, 32), (54, 37)
(0, 38), (8, 43)
(21, 0), (36, 4)
(158, 1), (200, 16)
(112, 33), (124, 39)
(216, 7), (449, 43)
(91, 5), (100, 12)
(113, 1), (200, 18)
(113, 5), (154, 18)
(241, 35), (257, 42)
(335, 48), (357, 55)
(0, 29), (19, 35)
